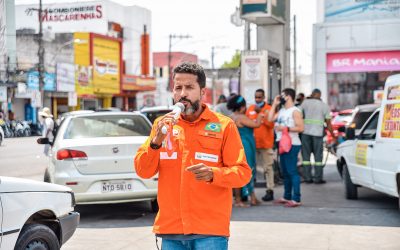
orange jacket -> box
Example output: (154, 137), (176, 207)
(246, 104), (274, 149)
(134, 105), (251, 237)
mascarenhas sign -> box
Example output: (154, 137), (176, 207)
(28, 4), (103, 22)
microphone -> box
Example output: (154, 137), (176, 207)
(161, 102), (185, 134)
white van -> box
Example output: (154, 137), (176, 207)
(336, 74), (400, 209)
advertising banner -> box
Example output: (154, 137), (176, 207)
(74, 32), (94, 96)
(325, 0), (400, 22)
(27, 71), (56, 91)
(327, 51), (400, 73)
(381, 103), (400, 139)
(240, 51), (269, 105)
(57, 63), (75, 92)
(92, 35), (121, 94)
(387, 84), (400, 101)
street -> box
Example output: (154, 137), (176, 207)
(1, 136), (400, 250)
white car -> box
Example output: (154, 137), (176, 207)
(0, 176), (79, 249)
(38, 111), (158, 211)
(336, 74), (400, 209)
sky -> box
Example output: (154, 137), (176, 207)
(15, 0), (317, 74)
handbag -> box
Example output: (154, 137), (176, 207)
(279, 127), (292, 154)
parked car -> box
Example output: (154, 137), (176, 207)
(38, 111), (159, 211)
(0, 176), (79, 249)
(336, 74), (400, 208)
(140, 106), (173, 124)
(348, 103), (380, 135)
(326, 109), (353, 146)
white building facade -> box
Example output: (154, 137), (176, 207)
(313, 0), (400, 111)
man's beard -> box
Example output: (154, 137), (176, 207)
(175, 98), (201, 115)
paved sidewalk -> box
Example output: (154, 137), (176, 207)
(64, 215), (400, 250)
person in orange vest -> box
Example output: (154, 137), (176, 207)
(134, 62), (251, 250)
(246, 89), (276, 201)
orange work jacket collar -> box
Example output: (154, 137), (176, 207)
(180, 103), (213, 124)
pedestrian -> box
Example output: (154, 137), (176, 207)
(0, 109), (4, 120)
(227, 94), (264, 207)
(214, 94), (233, 116)
(134, 62), (251, 250)
(7, 110), (14, 121)
(300, 88), (336, 184)
(295, 93), (305, 107)
(268, 88), (304, 207)
(246, 89), (276, 202)
(38, 107), (54, 156)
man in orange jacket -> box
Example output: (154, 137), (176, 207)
(246, 89), (275, 201)
(134, 62), (251, 250)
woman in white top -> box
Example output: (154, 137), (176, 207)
(268, 88), (304, 207)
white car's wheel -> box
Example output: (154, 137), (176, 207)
(44, 169), (51, 183)
(0, 134), (2, 146)
(14, 224), (60, 250)
(343, 163), (358, 200)
(150, 199), (159, 213)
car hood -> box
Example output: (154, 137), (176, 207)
(0, 176), (72, 193)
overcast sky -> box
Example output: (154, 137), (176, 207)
(15, 0), (317, 74)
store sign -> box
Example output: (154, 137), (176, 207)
(27, 71), (56, 91)
(38, 5), (103, 22)
(92, 36), (120, 94)
(57, 63), (75, 92)
(327, 51), (400, 73)
(122, 75), (156, 91)
(325, 0), (400, 22)
(244, 58), (261, 81)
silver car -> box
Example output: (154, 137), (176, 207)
(38, 112), (158, 211)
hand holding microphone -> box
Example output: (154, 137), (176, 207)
(161, 102), (185, 134)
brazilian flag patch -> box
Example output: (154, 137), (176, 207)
(205, 122), (221, 132)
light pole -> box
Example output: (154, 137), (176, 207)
(167, 34), (191, 91)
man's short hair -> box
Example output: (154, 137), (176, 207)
(312, 88), (321, 95)
(255, 89), (265, 96)
(173, 62), (206, 89)
(282, 88), (296, 101)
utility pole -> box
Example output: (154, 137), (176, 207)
(293, 15), (297, 91)
(38, 0), (44, 108)
(167, 34), (191, 91)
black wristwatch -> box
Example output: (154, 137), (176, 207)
(150, 141), (162, 150)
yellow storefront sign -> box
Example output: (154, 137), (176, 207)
(92, 36), (120, 94)
(74, 32), (94, 96)
(381, 103), (400, 138)
(355, 143), (368, 166)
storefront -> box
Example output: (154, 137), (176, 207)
(326, 51), (400, 111)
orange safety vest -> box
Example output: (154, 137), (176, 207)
(246, 104), (275, 149)
(135, 105), (251, 237)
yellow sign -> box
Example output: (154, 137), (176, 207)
(92, 36), (120, 94)
(74, 32), (94, 96)
(355, 143), (368, 166)
(381, 103), (400, 138)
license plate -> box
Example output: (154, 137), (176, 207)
(101, 181), (133, 193)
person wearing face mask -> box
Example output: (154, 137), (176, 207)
(268, 88), (304, 207)
(134, 62), (251, 250)
(246, 89), (275, 202)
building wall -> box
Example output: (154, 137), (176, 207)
(313, 19), (400, 102)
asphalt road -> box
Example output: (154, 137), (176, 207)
(1, 137), (400, 249)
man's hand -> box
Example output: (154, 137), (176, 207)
(151, 112), (179, 145)
(186, 163), (213, 182)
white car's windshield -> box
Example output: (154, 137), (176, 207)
(64, 115), (151, 139)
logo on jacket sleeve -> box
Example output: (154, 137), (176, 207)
(204, 122), (221, 132)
